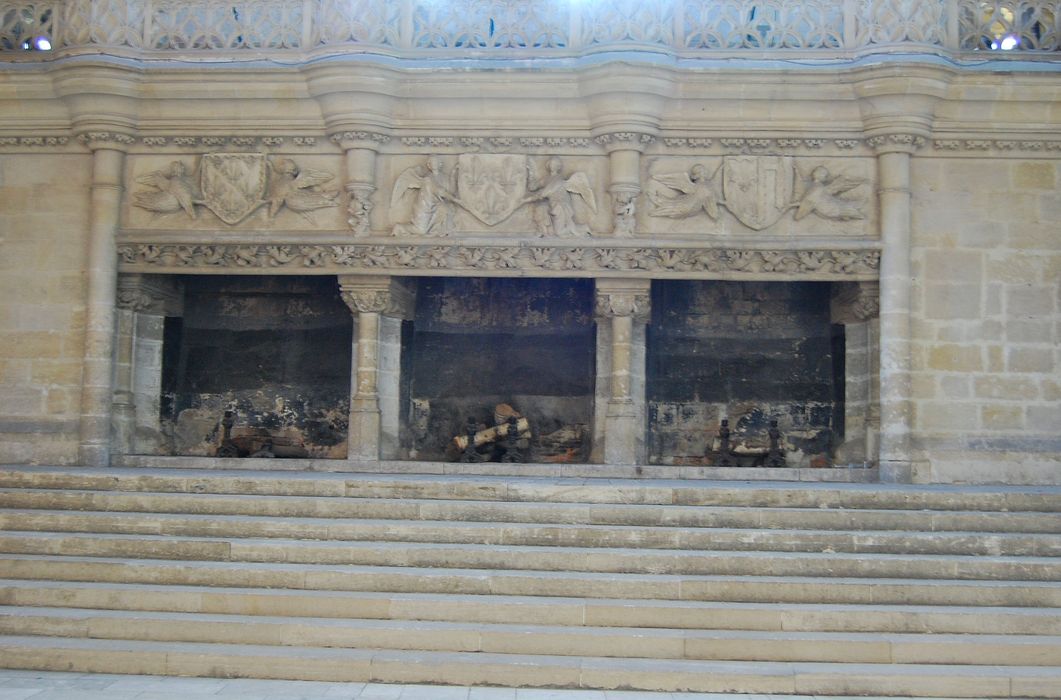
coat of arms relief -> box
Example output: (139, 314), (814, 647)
(646, 156), (872, 235)
(389, 154), (598, 237)
(131, 153), (339, 226)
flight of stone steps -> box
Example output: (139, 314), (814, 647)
(0, 465), (1059, 696)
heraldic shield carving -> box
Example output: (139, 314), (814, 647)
(722, 155), (795, 231)
(456, 154), (530, 226)
(199, 153), (269, 225)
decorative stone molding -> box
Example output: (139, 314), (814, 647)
(393, 136), (595, 152)
(338, 276), (415, 319)
(77, 132), (136, 150)
(831, 281), (880, 324)
(933, 139), (1061, 153)
(595, 132), (657, 151)
(346, 184), (375, 237)
(117, 243), (880, 278)
(659, 137), (862, 153)
(866, 133), (927, 153)
(138, 136), (320, 148)
(0, 136), (70, 147)
(330, 131), (391, 148)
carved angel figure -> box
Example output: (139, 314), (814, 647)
(391, 156), (456, 236)
(788, 166), (866, 221)
(648, 163), (722, 220)
(133, 161), (199, 218)
(522, 157), (597, 237)
(267, 158), (339, 221)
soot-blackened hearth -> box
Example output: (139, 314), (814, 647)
(403, 278), (594, 462)
(648, 281), (844, 467)
(160, 276), (351, 458)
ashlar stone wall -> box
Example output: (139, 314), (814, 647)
(0, 152), (92, 464)
(911, 157), (1060, 484)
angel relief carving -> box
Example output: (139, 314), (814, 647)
(390, 154), (597, 237)
(132, 154), (338, 225)
(648, 157), (869, 230)
(648, 163), (723, 220)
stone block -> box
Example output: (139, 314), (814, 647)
(1007, 346), (1055, 373)
(986, 344), (1004, 372)
(1007, 320), (1055, 344)
(1008, 222), (1061, 250)
(1014, 161), (1057, 190)
(939, 375), (971, 399)
(974, 376), (1040, 400)
(1027, 405), (1061, 433)
(924, 284), (982, 320)
(980, 405), (1024, 431)
(1007, 285), (1057, 318)
(923, 249), (983, 283)
(918, 401), (979, 431)
(927, 344), (982, 372)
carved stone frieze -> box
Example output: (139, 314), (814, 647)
(331, 132), (391, 147)
(131, 154), (338, 225)
(611, 190), (638, 237)
(117, 243), (880, 278)
(346, 184), (375, 236)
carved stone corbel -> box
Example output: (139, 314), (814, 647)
(831, 281), (880, 324)
(116, 274), (184, 316)
(594, 289), (651, 323)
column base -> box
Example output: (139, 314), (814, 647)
(347, 406), (382, 463)
(603, 400), (641, 466)
(879, 459), (931, 484)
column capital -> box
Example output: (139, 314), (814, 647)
(338, 275), (415, 319)
(116, 274), (183, 315)
(595, 278), (651, 322)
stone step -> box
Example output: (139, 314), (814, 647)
(4, 606), (1061, 666)
(1, 635), (1058, 696)
(3, 488), (1059, 533)
(5, 579), (1061, 634)
(2, 509), (1057, 557)
(4, 555), (1060, 607)
(116, 454), (882, 483)
(2, 531), (1059, 580)
(3, 467), (1058, 512)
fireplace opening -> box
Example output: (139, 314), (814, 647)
(647, 280), (845, 467)
(402, 277), (595, 463)
(159, 275), (352, 458)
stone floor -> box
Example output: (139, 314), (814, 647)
(0, 671), (954, 700)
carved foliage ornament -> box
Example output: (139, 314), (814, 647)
(117, 243), (880, 277)
(132, 153), (338, 225)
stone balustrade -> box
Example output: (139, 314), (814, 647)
(1, 0), (1058, 58)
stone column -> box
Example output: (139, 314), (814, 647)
(831, 281), (881, 466)
(76, 132), (133, 467)
(331, 131), (390, 236)
(339, 275), (415, 462)
(869, 133), (926, 482)
(596, 132), (655, 237)
(593, 279), (651, 465)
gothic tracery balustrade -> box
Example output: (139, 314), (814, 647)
(1, 1), (1059, 57)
